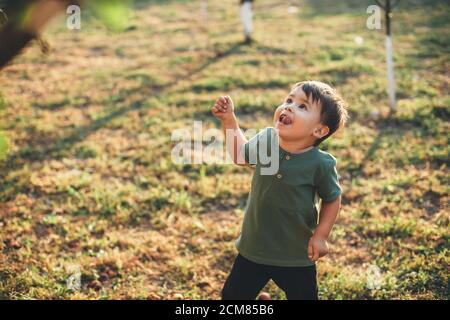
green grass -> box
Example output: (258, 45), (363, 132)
(0, 0), (448, 299)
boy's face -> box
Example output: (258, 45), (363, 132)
(274, 86), (329, 143)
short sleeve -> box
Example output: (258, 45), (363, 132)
(241, 127), (276, 165)
(316, 158), (342, 202)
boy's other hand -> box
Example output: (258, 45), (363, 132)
(211, 95), (235, 122)
(308, 234), (329, 262)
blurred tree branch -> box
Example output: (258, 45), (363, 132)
(375, 0), (400, 11)
(0, 0), (79, 70)
(0, 0), (131, 70)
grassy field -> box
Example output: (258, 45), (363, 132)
(0, 0), (448, 299)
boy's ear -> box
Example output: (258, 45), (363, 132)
(313, 124), (329, 140)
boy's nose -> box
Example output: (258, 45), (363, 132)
(284, 105), (293, 112)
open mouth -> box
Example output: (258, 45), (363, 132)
(278, 113), (293, 125)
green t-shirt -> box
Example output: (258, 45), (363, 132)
(235, 127), (342, 267)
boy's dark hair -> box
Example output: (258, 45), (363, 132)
(293, 80), (349, 147)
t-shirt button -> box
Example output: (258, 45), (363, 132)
(286, 155), (291, 160)
(276, 173), (282, 179)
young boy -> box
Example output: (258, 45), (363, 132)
(211, 80), (349, 300)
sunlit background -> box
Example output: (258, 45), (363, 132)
(0, 0), (448, 299)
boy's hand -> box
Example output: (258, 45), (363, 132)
(211, 95), (235, 122)
(308, 234), (329, 262)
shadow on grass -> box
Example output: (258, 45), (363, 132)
(0, 41), (256, 199)
(302, 0), (373, 16)
(347, 110), (446, 179)
(302, 0), (445, 17)
(133, 0), (190, 9)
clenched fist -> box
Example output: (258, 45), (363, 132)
(211, 95), (235, 122)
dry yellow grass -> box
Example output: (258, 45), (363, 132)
(0, 0), (448, 299)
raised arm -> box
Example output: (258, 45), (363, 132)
(211, 96), (248, 165)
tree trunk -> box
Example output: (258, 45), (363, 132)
(385, 34), (396, 112)
(240, 0), (253, 42)
(384, 0), (397, 112)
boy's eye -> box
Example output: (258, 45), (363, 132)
(298, 104), (307, 110)
(286, 98), (293, 104)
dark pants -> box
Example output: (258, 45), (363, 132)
(222, 254), (318, 300)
